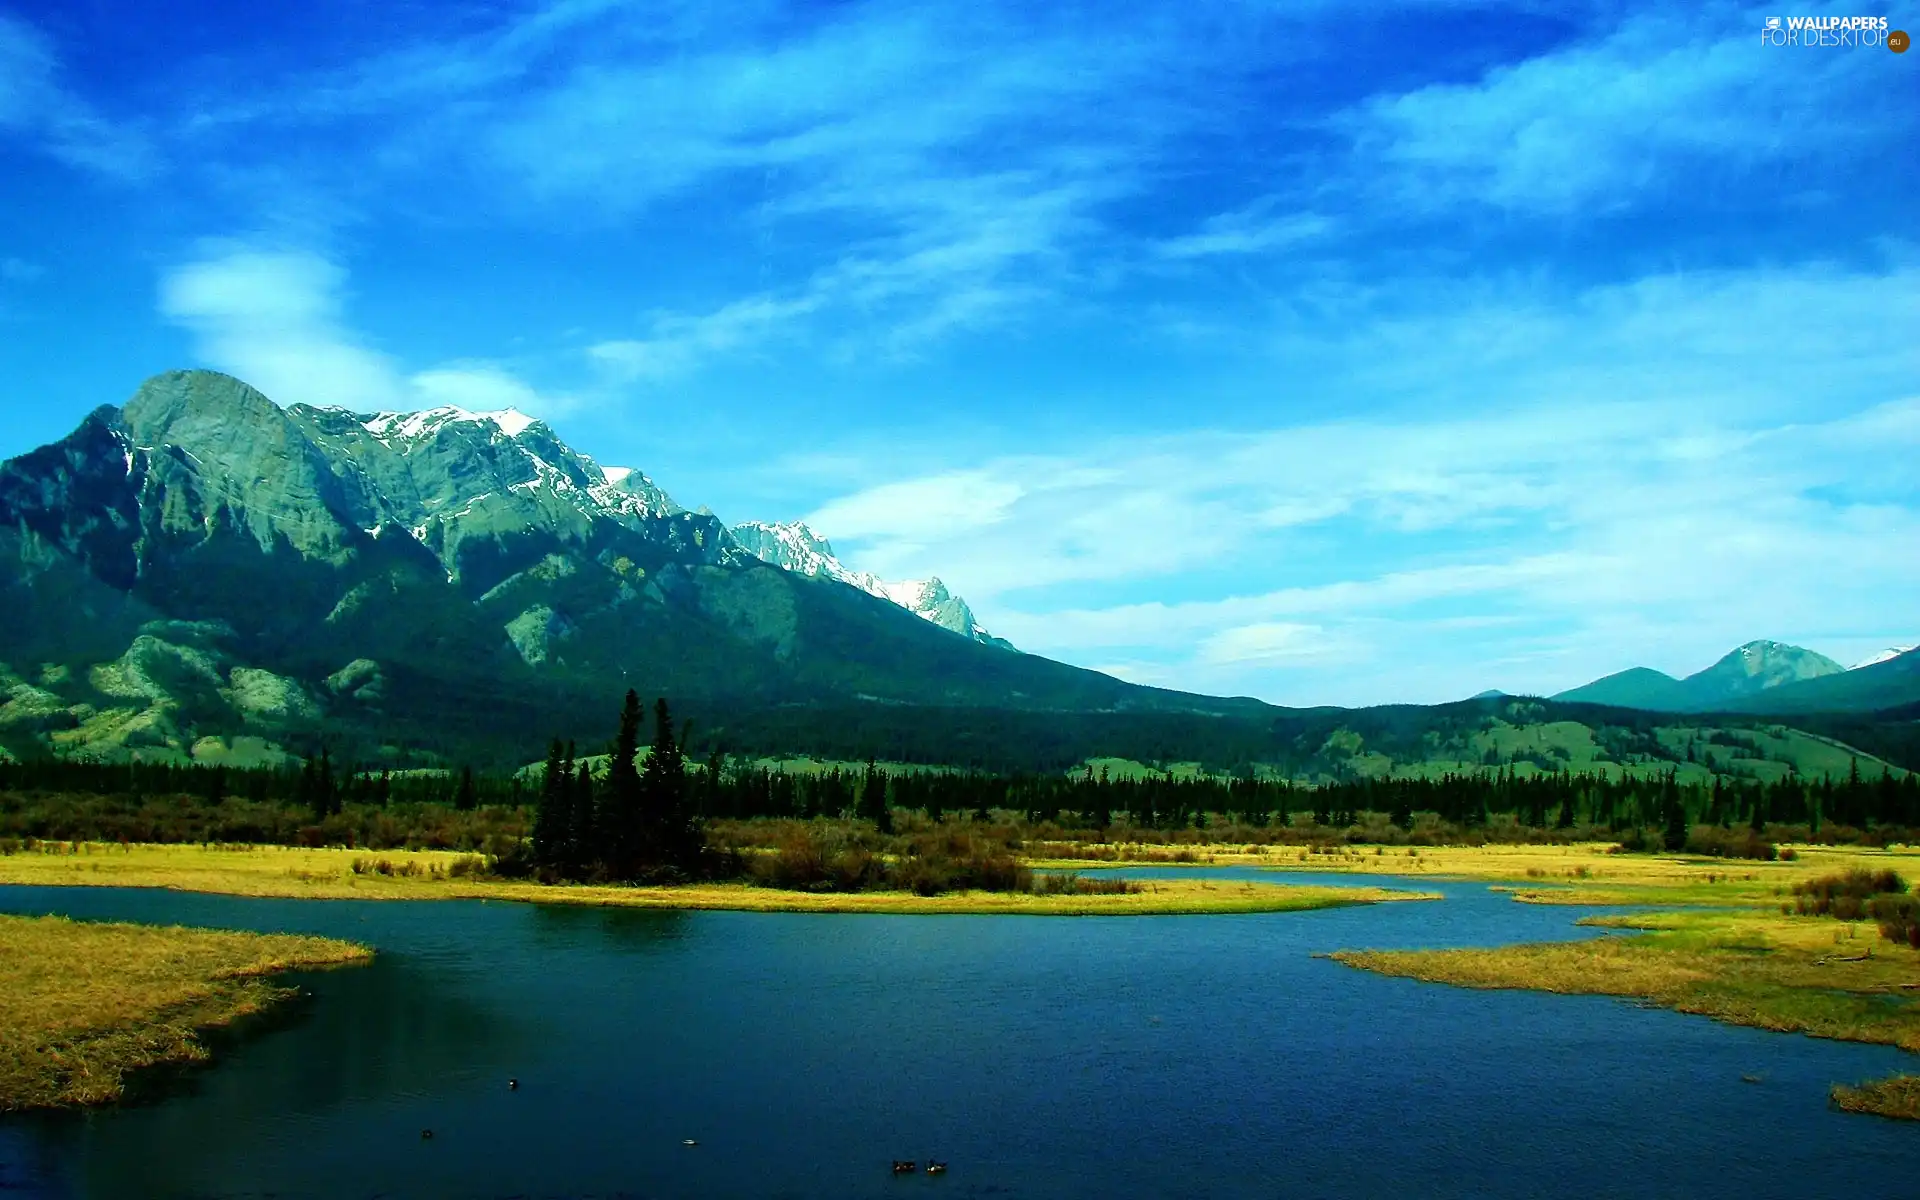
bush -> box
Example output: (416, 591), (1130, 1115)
(1684, 825), (1777, 860)
(1792, 868), (1907, 918)
(1870, 894), (1920, 948)
(1033, 871), (1140, 896)
(1611, 826), (1664, 854)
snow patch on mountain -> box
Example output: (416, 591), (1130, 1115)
(1851, 645), (1918, 670)
(359, 405), (538, 441)
(731, 520), (1012, 649)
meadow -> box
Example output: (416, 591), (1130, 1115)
(0, 913), (369, 1111)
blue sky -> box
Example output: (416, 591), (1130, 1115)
(1, 0), (1914, 705)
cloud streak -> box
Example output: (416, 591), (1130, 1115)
(158, 247), (572, 417)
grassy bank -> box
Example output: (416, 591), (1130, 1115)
(0, 842), (1437, 915)
(1031, 839), (1920, 909)
(1331, 906), (1920, 1118)
(1831, 1075), (1920, 1120)
(0, 913), (369, 1110)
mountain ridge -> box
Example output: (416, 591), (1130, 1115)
(1553, 639), (1919, 714)
(729, 519), (1012, 650)
(0, 369), (1263, 765)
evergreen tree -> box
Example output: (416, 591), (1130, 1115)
(600, 690), (645, 875)
(638, 697), (697, 871)
(859, 757), (892, 834)
(533, 740), (567, 868)
(454, 765), (478, 812)
(1662, 772), (1688, 851)
(314, 748), (338, 819)
(569, 755), (594, 869)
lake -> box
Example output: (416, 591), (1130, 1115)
(1, 870), (1914, 1198)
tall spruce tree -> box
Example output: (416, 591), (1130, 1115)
(860, 757), (892, 833)
(638, 697), (697, 870)
(533, 740), (567, 868)
(569, 754), (594, 870)
(1662, 772), (1688, 851)
(601, 691), (646, 876)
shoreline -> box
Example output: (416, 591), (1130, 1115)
(0, 913), (370, 1112)
(1329, 905), (1920, 1120)
(0, 843), (1439, 916)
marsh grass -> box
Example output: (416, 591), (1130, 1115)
(1831, 1074), (1920, 1120)
(1333, 907), (1920, 1116)
(0, 914), (369, 1111)
(0, 842), (1410, 914)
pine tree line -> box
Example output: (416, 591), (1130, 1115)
(527, 693), (715, 881)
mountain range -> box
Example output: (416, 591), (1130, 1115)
(1551, 640), (1920, 714)
(728, 520), (1012, 650)
(0, 370), (1259, 766)
(0, 368), (1914, 773)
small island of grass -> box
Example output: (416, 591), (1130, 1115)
(1331, 869), (1920, 1119)
(0, 913), (370, 1111)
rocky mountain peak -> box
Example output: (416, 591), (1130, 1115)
(1711, 640), (1844, 686)
(728, 519), (1009, 649)
(120, 369), (283, 446)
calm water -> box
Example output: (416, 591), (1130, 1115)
(1, 871), (1915, 1199)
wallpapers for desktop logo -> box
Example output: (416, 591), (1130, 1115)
(1760, 14), (1907, 49)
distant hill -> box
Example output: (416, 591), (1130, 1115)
(1721, 647), (1920, 714)
(1549, 640), (1894, 713)
(1554, 667), (1684, 709)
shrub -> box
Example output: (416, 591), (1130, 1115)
(1684, 826), (1778, 861)
(1611, 826), (1664, 854)
(1033, 872), (1140, 896)
(1871, 895), (1920, 948)
(1792, 868), (1907, 918)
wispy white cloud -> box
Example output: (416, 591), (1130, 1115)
(806, 471), (1025, 542)
(1156, 204), (1332, 260)
(158, 246), (571, 416)
(410, 364), (554, 414)
(590, 294), (825, 382)
(1339, 5), (1904, 215)
(796, 261), (1920, 703)
(0, 14), (154, 180)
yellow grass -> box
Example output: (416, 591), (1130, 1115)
(1039, 839), (1920, 909)
(0, 842), (1438, 915)
(0, 913), (369, 1110)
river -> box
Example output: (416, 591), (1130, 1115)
(1, 870), (1913, 1198)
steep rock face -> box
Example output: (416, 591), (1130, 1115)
(282, 402), (717, 594)
(123, 371), (369, 563)
(730, 519), (1012, 649)
(0, 405), (144, 588)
